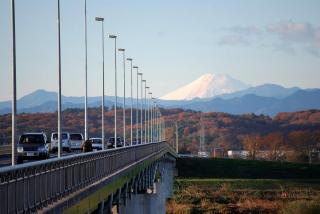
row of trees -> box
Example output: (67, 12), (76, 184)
(241, 131), (320, 163)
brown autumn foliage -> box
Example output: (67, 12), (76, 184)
(1, 108), (320, 162)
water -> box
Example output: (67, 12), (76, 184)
(119, 161), (175, 214)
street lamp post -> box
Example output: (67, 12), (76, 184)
(127, 58), (133, 146)
(118, 48), (126, 147)
(151, 98), (155, 143)
(138, 73), (143, 143)
(108, 34), (117, 148)
(145, 87), (149, 143)
(133, 66), (139, 143)
(84, 0), (88, 141)
(57, 0), (62, 158)
(11, 0), (17, 165)
(95, 17), (105, 149)
(142, 80), (146, 144)
(148, 92), (152, 143)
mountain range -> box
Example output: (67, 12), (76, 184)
(1, 73), (319, 116)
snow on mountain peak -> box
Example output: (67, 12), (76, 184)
(160, 73), (250, 100)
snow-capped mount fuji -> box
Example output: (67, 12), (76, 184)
(161, 73), (250, 100)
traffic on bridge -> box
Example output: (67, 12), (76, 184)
(0, 1), (177, 213)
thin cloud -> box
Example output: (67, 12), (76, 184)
(218, 35), (249, 46)
(218, 25), (262, 46)
(267, 21), (320, 56)
(227, 25), (262, 35)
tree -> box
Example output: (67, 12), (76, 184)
(289, 130), (318, 164)
(241, 134), (262, 160)
(263, 132), (285, 161)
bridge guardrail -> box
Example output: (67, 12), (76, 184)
(0, 142), (173, 213)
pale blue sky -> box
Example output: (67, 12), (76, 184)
(1, 0), (320, 101)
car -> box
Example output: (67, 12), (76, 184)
(132, 138), (138, 146)
(89, 138), (103, 151)
(50, 132), (71, 152)
(107, 137), (123, 148)
(70, 133), (84, 150)
(16, 133), (50, 164)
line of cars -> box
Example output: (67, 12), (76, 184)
(16, 132), (125, 164)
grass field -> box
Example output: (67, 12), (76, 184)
(167, 179), (320, 214)
(167, 158), (320, 213)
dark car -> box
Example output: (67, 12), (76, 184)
(17, 133), (50, 164)
(89, 138), (103, 151)
(107, 137), (123, 148)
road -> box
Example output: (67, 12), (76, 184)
(0, 150), (82, 168)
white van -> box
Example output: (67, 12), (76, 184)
(70, 133), (84, 150)
(51, 132), (71, 152)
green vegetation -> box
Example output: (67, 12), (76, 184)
(177, 157), (320, 179)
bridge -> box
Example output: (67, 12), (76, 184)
(0, 142), (176, 213)
(2, 1), (178, 213)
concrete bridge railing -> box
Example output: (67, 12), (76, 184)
(0, 142), (174, 214)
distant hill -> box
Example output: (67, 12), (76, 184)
(219, 84), (300, 99)
(160, 90), (320, 116)
(1, 88), (320, 116)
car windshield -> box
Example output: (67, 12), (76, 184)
(91, 139), (102, 144)
(70, 134), (83, 140)
(19, 134), (45, 144)
(52, 133), (68, 140)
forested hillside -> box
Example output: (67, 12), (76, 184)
(1, 108), (319, 162)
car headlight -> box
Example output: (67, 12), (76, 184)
(38, 147), (47, 152)
(17, 147), (24, 153)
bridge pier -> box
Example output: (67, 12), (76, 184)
(104, 193), (113, 214)
(122, 182), (128, 206)
(97, 200), (104, 214)
(115, 188), (122, 214)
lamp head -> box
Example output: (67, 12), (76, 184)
(108, 34), (117, 39)
(95, 17), (104, 21)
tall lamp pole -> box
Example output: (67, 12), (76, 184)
(108, 34), (117, 148)
(84, 0), (88, 141)
(11, 0), (17, 165)
(142, 80), (146, 143)
(138, 73), (143, 143)
(151, 98), (155, 143)
(127, 58), (133, 146)
(148, 92), (152, 143)
(95, 17), (105, 149)
(133, 66), (139, 143)
(57, 0), (62, 158)
(118, 48), (126, 147)
(145, 86), (149, 144)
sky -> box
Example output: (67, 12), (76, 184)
(1, 0), (320, 102)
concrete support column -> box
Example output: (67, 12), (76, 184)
(116, 188), (121, 214)
(122, 183), (128, 206)
(97, 200), (104, 214)
(105, 193), (113, 214)
(128, 180), (133, 200)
